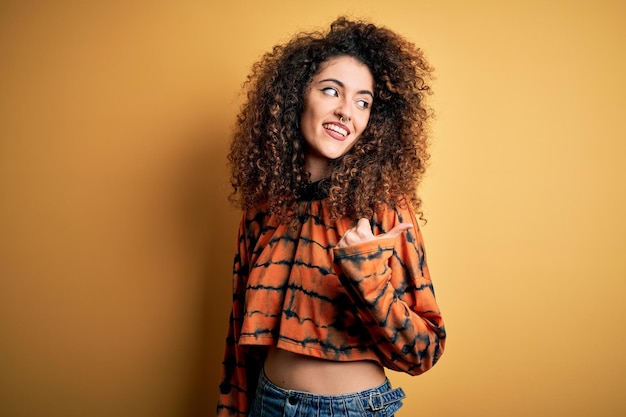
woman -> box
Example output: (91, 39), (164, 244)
(217, 17), (446, 417)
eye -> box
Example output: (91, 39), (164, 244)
(321, 87), (339, 97)
(356, 99), (370, 110)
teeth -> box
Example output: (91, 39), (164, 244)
(323, 124), (347, 136)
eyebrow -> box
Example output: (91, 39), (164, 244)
(318, 78), (374, 98)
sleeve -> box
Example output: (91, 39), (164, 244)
(216, 212), (262, 417)
(332, 204), (446, 376)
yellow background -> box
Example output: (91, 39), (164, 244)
(1, 1), (625, 416)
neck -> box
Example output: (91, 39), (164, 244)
(305, 156), (330, 182)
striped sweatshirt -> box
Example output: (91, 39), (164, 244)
(217, 188), (446, 416)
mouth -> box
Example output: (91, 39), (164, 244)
(323, 123), (350, 138)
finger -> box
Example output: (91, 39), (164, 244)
(337, 219), (372, 248)
(355, 218), (374, 239)
(338, 230), (361, 248)
(356, 218), (371, 230)
(382, 223), (414, 239)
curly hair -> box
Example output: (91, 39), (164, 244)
(228, 16), (434, 222)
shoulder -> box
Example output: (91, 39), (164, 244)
(373, 196), (418, 227)
(240, 202), (293, 237)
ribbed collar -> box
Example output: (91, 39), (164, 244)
(298, 179), (330, 201)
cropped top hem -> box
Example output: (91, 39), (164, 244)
(238, 336), (382, 364)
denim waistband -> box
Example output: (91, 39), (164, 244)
(257, 367), (406, 412)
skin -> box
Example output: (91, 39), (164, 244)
(300, 55), (374, 182)
(338, 218), (414, 248)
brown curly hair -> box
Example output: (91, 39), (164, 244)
(228, 16), (434, 222)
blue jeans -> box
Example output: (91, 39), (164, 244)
(249, 368), (405, 417)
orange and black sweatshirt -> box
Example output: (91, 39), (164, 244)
(217, 184), (446, 416)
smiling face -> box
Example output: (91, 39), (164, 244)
(300, 56), (374, 181)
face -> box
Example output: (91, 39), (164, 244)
(300, 56), (374, 181)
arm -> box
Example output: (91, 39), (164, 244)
(216, 213), (261, 417)
(332, 205), (446, 375)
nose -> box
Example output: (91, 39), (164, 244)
(335, 99), (352, 122)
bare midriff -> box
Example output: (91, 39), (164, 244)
(263, 346), (387, 394)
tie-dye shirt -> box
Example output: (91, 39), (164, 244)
(217, 186), (446, 416)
